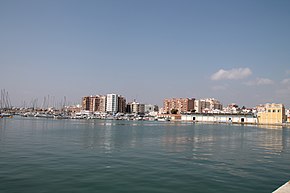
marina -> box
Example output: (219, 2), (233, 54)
(1, 0), (290, 192)
(2, 110), (290, 128)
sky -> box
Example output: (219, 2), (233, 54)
(0, 0), (290, 108)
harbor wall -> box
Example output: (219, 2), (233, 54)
(181, 113), (257, 124)
(273, 181), (290, 193)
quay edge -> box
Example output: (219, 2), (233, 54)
(273, 181), (290, 193)
(180, 113), (290, 127)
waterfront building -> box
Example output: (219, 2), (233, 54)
(126, 103), (132, 114)
(163, 98), (194, 114)
(106, 94), (118, 113)
(118, 96), (126, 113)
(286, 109), (290, 123)
(194, 100), (201, 113)
(127, 101), (145, 114)
(82, 95), (106, 112)
(144, 104), (159, 114)
(96, 95), (106, 112)
(257, 103), (287, 124)
(181, 113), (257, 124)
(223, 103), (241, 114)
(132, 102), (140, 114)
(82, 96), (98, 112)
(139, 104), (145, 114)
(126, 102), (158, 115)
(82, 96), (90, 111)
(82, 94), (126, 114)
(211, 99), (223, 111)
(159, 107), (165, 114)
(195, 98), (223, 113)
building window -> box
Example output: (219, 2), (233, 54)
(268, 110), (271, 113)
(278, 110), (280, 113)
(273, 110), (276, 113)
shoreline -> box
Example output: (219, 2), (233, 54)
(2, 115), (290, 128)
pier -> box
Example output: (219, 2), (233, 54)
(273, 181), (290, 193)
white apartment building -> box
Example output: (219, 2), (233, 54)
(145, 104), (158, 113)
(106, 94), (118, 113)
(194, 100), (201, 113)
(194, 98), (223, 113)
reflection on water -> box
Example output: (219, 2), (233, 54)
(81, 120), (154, 152)
(75, 120), (290, 160)
(282, 128), (290, 151)
(1, 118), (290, 155)
(1, 117), (290, 193)
(0, 118), (7, 144)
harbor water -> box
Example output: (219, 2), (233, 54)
(0, 117), (289, 193)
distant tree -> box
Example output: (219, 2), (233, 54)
(171, 109), (178, 114)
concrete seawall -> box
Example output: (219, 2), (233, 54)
(273, 181), (290, 193)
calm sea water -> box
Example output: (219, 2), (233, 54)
(0, 117), (289, 193)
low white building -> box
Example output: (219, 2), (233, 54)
(181, 113), (257, 124)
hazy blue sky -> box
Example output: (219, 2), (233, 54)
(1, 0), (290, 108)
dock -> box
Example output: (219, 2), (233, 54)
(273, 181), (290, 193)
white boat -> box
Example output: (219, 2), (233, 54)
(156, 117), (170, 121)
(0, 113), (13, 118)
(34, 113), (54, 118)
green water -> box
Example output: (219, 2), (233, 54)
(0, 117), (289, 193)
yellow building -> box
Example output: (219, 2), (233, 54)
(257, 103), (287, 125)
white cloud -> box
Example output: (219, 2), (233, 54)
(245, 78), (274, 86)
(211, 67), (252, 80)
(281, 78), (290, 84)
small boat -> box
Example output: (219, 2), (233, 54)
(34, 113), (54, 118)
(156, 117), (170, 121)
(0, 113), (13, 118)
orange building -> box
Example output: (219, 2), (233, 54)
(82, 95), (106, 112)
(82, 94), (126, 113)
(163, 98), (194, 114)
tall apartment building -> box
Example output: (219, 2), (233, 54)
(194, 98), (223, 113)
(82, 96), (90, 111)
(82, 96), (97, 112)
(82, 94), (125, 113)
(106, 94), (118, 113)
(132, 102), (140, 114)
(194, 100), (201, 113)
(163, 98), (194, 114)
(82, 95), (106, 112)
(106, 94), (126, 114)
(118, 95), (126, 113)
(95, 95), (106, 112)
(127, 101), (145, 114)
(257, 103), (287, 124)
